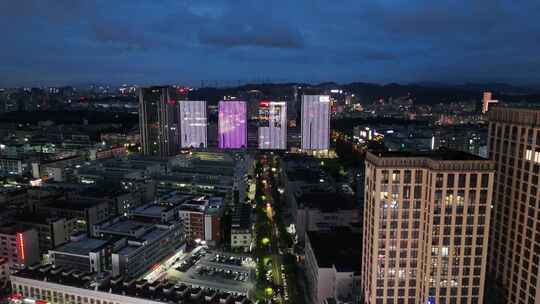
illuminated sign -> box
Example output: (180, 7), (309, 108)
(16, 233), (25, 261)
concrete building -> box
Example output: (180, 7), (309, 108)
(156, 151), (250, 205)
(0, 157), (25, 175)
(49, 235), (113, 274)
(10, 267), (249, 304)
(305, 229), (362, 304)
(293, 190), (361, 244)
(93, 216), (185, 278)
(37, 199), (113, 236)
(258, 100), (287, 150)
(0, 223), (40, 270)
(14, 213), (76, 253)
(139, 86), (179, 157)
(178, 100), (207, 149)
(230, 205), (252, 252)
(178, 196), (223, 245)
(301, 95), (330, 152)
(363, 150), (494, 304)
(487, 107), (540, 304)
(0, 257), (8, 288)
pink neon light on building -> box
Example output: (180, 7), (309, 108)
(218, 101), (247, 149)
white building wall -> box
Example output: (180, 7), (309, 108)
(301, 95), (330, 150)
(258, 101), (287, 149)
(179, 100), (207, 148)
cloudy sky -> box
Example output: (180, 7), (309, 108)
(1, 0), (540, 87)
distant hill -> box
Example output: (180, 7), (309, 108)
(188, 82), (540, 105)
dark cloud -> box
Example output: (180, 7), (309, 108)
(0, 0), (539, 86)
(198, 24), (304, 49)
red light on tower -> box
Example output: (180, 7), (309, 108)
(259, 100), (269, 108)
(16, 233), (25, 261)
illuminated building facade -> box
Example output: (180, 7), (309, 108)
(301, 95), (330, 151)
(218, 101), (247, 149)
(487, 107), (540, 304)
(138, 86), (178, 157)
(258, 100), (287, 149)
(178, 100), (207, 149)
(363, 151), (493, 304)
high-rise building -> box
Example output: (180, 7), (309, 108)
(218, 100), (247, 149)
(178, 100), (207, 149)
(482, 91), (498, 114)
(301, 95), (330, 151)
(487, 107), (540, 304)
(363, 150), (494, 304)
(258, 100), (287, 150)
(138, 86), (178, 157)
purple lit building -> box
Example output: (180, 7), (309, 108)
(218, 101), (247, 149)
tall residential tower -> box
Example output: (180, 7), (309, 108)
(363, 151), (494, 304)
(488, 107), (540, 304)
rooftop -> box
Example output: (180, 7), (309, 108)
(15, 212), (64, 225)
(42, 199), (107, 211)
(98, 219), (150, 235)
(371, 148), (486, 161)
(12, 266), (253, 304)
(0, 222), (31, 235)
(296, 191), (357, 211)
(53, 237), (110, 256)
(307, 228), (362, 272)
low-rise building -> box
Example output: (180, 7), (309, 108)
(94, 216), (185, 278)
(37, 199), (113, 236)
(178, 196), (223, 245)
(294, 190), (361, 244)
(14, 212), (76, 253)
(49, 235), (113, 274)
(0, 157), (25, 175)
(230, 205), (252, 252)
(305, 229), (362, 304)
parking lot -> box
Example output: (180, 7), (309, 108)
(165, 249), (256, 295)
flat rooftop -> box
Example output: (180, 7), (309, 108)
(296, 191), (357, 211)
(307, 228), (362, 272)
(43, 199), (107, 211)
(53, 237), (109, 255)
(370, 149), (486, 161)
(100, 219), (150, 235)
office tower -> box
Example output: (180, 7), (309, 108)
(301, 95), (330, 151)
(218, 100), (247, 149)
(487, 107), (540, 304)
(138, 86), (178, 157)
(482, 92), (498, 114)
(363, 151), (494, 304)
(258, 100), (287, 150)
(178, 100), (207, 149)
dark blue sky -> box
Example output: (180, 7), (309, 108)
(2, 0), (540, 87)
